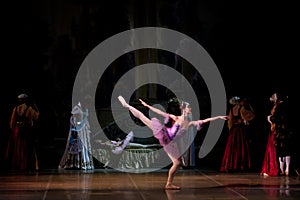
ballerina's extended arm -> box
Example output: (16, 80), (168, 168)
(139, 99), (169, 118)
(189, 115), (228, 130)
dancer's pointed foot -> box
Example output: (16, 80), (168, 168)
(165, 184), (181, 190)
(118, 96), (129, 108)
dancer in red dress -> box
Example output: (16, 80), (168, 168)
(220, 96), (255, 172)
(261, 92), (290, 176)
(260, 93), (281, 176)
(6, 94), (40, 171)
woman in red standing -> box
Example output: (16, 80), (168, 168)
(6, 94), (40, 171)
(220, 96), (255, 172)
(260, 93), (280, 176)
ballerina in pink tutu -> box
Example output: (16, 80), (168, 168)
(118, 96), (227, 190)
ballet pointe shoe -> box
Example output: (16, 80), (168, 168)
(118, 96), (129, 108)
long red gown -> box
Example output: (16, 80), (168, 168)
(260, 130), (279, 176)
(220, 124), (251, 172)
(220, 102), (254, 172)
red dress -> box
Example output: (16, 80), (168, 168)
(6, 103), (40, 171)
(260, 105), (279, 176)
(220, 104), (252, 172)
(220, 124), (251, 172)
(260, 130), (279, 176)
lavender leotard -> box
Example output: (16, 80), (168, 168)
(151, 117), (183, 145)
(151, 115), (203, 161)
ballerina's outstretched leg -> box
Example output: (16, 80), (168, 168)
(118, 96), (152, 128)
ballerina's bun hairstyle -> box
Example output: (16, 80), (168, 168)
(167, 97), (181, 116)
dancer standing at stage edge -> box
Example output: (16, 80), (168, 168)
(261, 93), (291, 176)
(5, 93), (40, 171)
(118, 95), (227, 190)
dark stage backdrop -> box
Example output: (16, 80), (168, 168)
(0, 0), (297, 170)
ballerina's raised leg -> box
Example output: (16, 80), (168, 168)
(118, 96), (152, 128)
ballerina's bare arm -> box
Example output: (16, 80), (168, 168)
(139, 99), (169, 118)
(189, 115), (228, 127)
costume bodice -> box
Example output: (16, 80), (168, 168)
(166, 124), (187, 140)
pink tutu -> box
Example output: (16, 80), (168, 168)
(164, 141), (180, 162)
(151, 118), (171, 146)
(151, 116), (193, 161)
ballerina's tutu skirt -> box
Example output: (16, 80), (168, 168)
(151, 118), (172, 146)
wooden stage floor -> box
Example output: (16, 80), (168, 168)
(1, 168), (300, 200)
